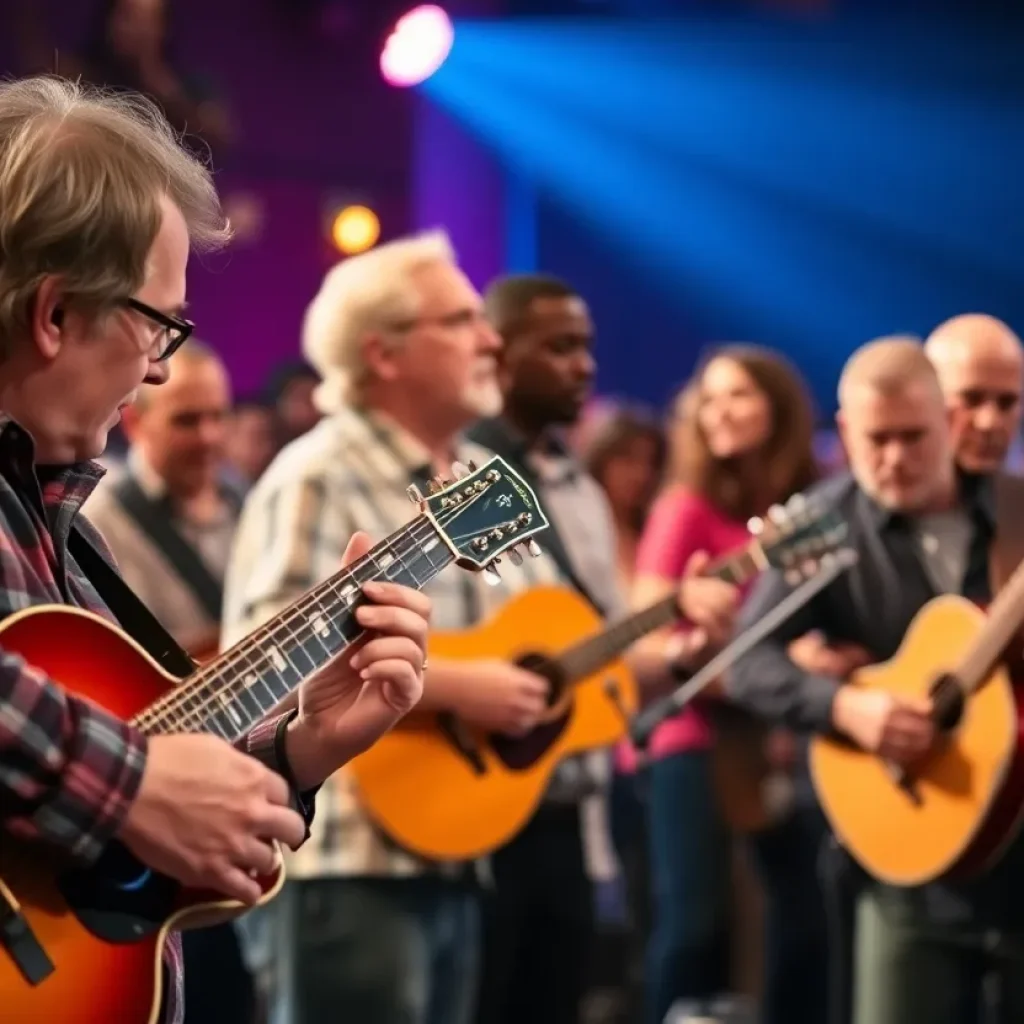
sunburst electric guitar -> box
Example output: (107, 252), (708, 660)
(351, 491), (849, 861)
(0, 457), (549, 1024)
(810, 553), (1024, 887)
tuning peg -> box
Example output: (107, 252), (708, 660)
(426, 478), (442, 495)
(451, 461), (470, 480)
(406, 484), (424, 503)
(526, 539), (542, 558)
(508, 548), (524, 567)
(767, 504), (786, 523)
(467, 460), (478, 472)
(747, 515), (764, 535)
(483, 563), (502, 586)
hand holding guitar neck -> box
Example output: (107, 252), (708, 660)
(286, 531), (432, 786)
(631, 548), (859, 751)
(675, 550), (741, 650)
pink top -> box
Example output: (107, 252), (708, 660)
(618, 487), (750, 769)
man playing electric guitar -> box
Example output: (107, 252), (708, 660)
(0, 77), (430, 1024)
(728, 336), (1024, 1024)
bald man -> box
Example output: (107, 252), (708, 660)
(727, 336), (1024, 1024)
(925, 314), (1023, 474)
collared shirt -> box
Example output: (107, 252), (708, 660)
(0, 416), (309, 1024)
(221, 406), (585, 879)
(728, 470), (1024, 928)
(88, 449), (240, 651)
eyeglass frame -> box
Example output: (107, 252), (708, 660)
(122, 297), (194, 361)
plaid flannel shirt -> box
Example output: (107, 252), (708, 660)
(0, 416), (307, 1024)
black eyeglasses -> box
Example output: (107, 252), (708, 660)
(122, 297), (194, 361)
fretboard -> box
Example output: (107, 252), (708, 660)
(134, 513), (455, 741)
(559, 540), (766, 682)
(957, 553), (1024, 694)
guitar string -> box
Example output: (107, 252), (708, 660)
(135, 496), (511, 735)
(134, 513), (448, 735)
(136, 510), (468, 734)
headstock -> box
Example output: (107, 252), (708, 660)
(748, 492), (850, 586)
(409, 457), (550, 584)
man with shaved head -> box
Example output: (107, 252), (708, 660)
(925, 313), (1024, 475)
(728, 335), (1024, 1024)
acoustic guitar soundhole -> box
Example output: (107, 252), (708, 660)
(488, 652), (572, 771)
(58, 840), (178, 944)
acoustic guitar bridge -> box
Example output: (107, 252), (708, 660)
(885, 761), (923, 807)
(603, 679), (632, 728)
(437, 712), (487, 776)
(0, 877), (54, 986)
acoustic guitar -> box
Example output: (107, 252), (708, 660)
(350, 492), (849, 861)
(0, 458), (549, 1024)
(809, 553), (1024, 887)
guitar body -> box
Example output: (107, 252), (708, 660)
(810, 594), (1024, 886)
(0, 605), (282, 1024)
(351, 586), (638, 860)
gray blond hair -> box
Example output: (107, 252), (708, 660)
(302, 229), (456, 412)
(0, 76), (231, 358)
(837, 334), (938, 408)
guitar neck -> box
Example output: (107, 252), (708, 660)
(135, 514), (456, 741)
(957, 555), (1024, 693)
(559, 540), (767, 682)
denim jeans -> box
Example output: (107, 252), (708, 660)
(747, 804), (830, 1024)
(273, 876), (480, 1024)
(645, 750), (731, 1024)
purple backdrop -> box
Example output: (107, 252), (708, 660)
(2, 0), (512, 397)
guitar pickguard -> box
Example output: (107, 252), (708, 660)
(57, 842), (177, 945)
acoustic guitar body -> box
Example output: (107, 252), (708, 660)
(351, 586), (638, 861)
(810, 594), (1024, 887)
(0, 605), (281, 1024)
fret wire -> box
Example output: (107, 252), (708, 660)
(140, 512), (454, 736)
(141, 515), (431, 726)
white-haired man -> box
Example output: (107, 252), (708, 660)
(222, 230), (734, 1024)
(0, 76), (430, 1024)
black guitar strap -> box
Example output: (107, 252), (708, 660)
(69, 525), (195, 679)
(110, 474), (226, 623)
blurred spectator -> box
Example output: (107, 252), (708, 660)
(265, 360), (323, 449)
(17, 0), (234, 153)
(224, 395), (277, 490)
(581, 403), (667, 593)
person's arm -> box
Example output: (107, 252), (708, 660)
(725, 567), (841, 732)
(0, 649), (147, 863)
(627, 488), (719, 696)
